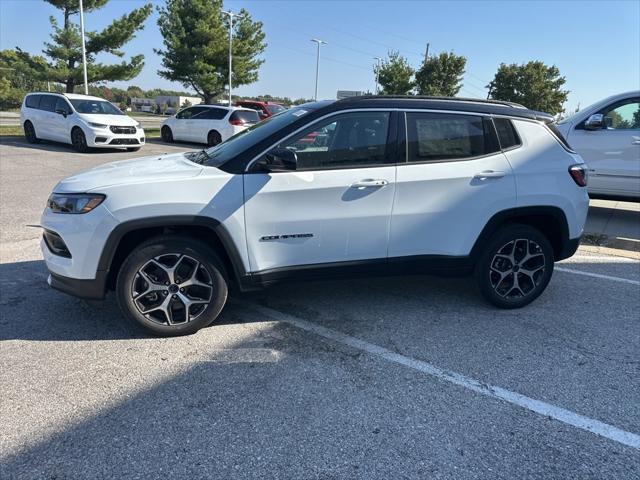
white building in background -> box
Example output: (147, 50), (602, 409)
(155, 95), (203, 114)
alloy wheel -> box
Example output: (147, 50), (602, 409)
(489, 238), (545, 299)
(131, 253), (214, 325)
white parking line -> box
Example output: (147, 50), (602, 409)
(245, 303), (640, 450)
(555, 267), (640, 286)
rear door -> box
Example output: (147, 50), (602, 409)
(389, 111), (516, 258)
(243, 110), (397, 273)
(52, 97), (73, 142)
(568, 97), (640, 197)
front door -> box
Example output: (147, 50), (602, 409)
(243, 110), (397, 273)
(569, 97), (640, 197)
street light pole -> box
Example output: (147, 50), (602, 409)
(222, 10), (244, 106)
(373, 57), (382, 94)
(310, 39), (327, 101)
(79, 0), (88, 95)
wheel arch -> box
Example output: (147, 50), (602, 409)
(100, 216), (248, 293)
(470, 206), (573, 262)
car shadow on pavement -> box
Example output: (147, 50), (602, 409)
(0, 136), (140, 155)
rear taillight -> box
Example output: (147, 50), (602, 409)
(229, 118), (243, 126)
(569, 164), (588, 187)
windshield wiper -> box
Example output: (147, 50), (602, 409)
(186, 149), (213, 165)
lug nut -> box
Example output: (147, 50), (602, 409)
(180, 288), (184, 292)
(163, 291), (168, 296)
(172, 294), (177, 299)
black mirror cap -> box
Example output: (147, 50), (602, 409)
(261, 148), (298, 172)
(55, 109), (68, 116)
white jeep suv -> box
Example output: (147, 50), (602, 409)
(21, 93), (144, 152)
(40, 96), (589, 336)
(160, 105), (260, 146)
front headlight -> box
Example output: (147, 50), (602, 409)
(89, 122), (108, 129)
(48, 193), (106, 214)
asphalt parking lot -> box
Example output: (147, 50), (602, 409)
(1, 137), (639, 479)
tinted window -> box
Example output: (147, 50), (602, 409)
(25, 94), (41, 109)
(407, 112), (490, 162)
(493, 118), (521, 149)
(266, 104), (286, 115)
(602, 99), (640, 130)
(39, 95), (57, 112)
(196, 108), (228, 120)
(230, 110), (260, 124)
(55, 97), (71, 115)
(70, 99), (123, 115)
(275, 111), (390, 170)
(176, 107), (194, 119)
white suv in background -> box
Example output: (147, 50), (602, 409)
(556, 91), (639, 200)
(160, 105), (260, 146)
(40, 96), (589, 336)
(21, 93), (144, 152)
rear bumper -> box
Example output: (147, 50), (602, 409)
(47, 271), (108, 300)
(557, 237), (581, 261)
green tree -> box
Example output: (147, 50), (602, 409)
(415, 51), (466, 97)
(487, 61), (569, 114)
(374, 51), (414, 95)
(0, 49), (50, 108)
(156, 0), (267, 103)
(18, 0), (152, 93)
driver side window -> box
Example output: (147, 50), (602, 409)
(277, 111), (391, 170)
(601, 99), (640, 130)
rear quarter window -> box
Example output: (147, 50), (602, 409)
(25, 95), (41, 109)
(493, 118), (521, 150)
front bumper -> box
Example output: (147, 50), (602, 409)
(86, 127), (146, 148)
(47, 271), (108, 300)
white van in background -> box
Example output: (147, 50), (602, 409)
(556, 91), (640, 200)
(20, 93), (145, 153)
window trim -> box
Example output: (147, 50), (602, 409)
(245, 108), (398, 173)
(401, 111), (502, 166)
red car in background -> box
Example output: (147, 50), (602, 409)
(235, 100), (286, 120)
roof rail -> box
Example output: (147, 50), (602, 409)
(337, 95), (526, 109)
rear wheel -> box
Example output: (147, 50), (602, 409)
(207, 130), (222, 147)
(116, 236), (228, 336)
(161, 126), (173, 143)
(24, 121), (39, 143)
(71, 127), (89, 153)
(475, 224), (554, 309)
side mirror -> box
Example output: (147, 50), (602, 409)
(55, 109), (68, 117)
(584, 113), (605, 130)
(259, 148), (298, 172)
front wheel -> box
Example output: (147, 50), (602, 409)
(161, 126), (173, 143)
(475, 224), (554, 309)
(71, 127), (89, 153)
(116, 236), (228, 336)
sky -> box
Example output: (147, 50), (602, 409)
(1, 0), (639, 111)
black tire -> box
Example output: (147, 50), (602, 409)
(71, 127), (89, 153)
(116, 235), (228, 336)
(207, 130), (222, 147)
(161, 126), (173, 143)
(126, 147), (141, 152)
(475, 224), (554, 309)
(24, 121), (39, 144)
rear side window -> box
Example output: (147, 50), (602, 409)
(198, 108), (228, 120)
(38, 95), (57, 112)
(406, 112), (498, 162)
(230, 110), (260, 124)
(493, 118), (521, 150)
(25, 95), (41, 109)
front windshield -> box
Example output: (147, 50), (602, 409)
(70, 99), (124, 115)
(189, 106), (315, 167)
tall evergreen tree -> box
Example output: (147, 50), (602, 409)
(156, 0), (266, 103)
(415, 51), (466, 97)
(374, 51), (414, 95)
(18, 0), (152, 93)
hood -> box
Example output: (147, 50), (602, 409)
(54, 152), (204, 193)
(78, 113), (139, 127)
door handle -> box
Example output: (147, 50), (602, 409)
(632, 136), (640, 145)
(350, 179), (389, 188)
(473, 170), (506, 179)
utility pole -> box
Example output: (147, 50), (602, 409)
(79, 0), (88, 95)
(311, 38), (327, 100)
(222, 10), (244, 106)
(424, 42), (430, 61)
(373, 57), (382, 94)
